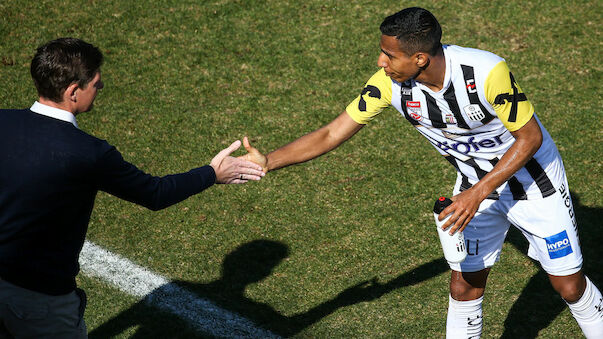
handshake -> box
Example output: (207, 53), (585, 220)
(210, 137), (266, 184)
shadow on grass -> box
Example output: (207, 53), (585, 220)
(501, 191), (603, 338)
(89, 240), (448, 338)
(89, 191), (600, 338)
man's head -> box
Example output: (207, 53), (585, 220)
(380, 7), (442, 56)
(30, 38), (104, 113)
(377, 8), (442, 84)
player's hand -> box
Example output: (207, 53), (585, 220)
(439, 188), (485, 234)
(238, 136), (268, 173)
(210, 140), (265, 184)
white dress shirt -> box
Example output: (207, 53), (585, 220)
(30, 101), (78, 128)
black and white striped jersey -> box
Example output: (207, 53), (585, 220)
(346, 45), (563, 200)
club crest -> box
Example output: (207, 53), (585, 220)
(463, 104), (486, 121)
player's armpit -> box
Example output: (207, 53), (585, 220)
(484, 61), (534, 132)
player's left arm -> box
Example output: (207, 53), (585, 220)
(439, 61), (542, 232)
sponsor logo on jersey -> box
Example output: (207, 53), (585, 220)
(358, 85), (381, 112)
(432, 134), (505, 155)
(545, 230), (573, 259)
(463, 104), (486, 121)
(466, 79), (477, 94)
(406, 101), (423, 121)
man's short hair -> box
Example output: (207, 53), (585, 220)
(380, 7), (442, 56)
(30, 38), (103, 102)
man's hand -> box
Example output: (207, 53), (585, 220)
(210, 140), (265, 184)
(238, 136), (268, 172)
(438, 187), (488, 234)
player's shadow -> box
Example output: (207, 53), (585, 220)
(501, 191), (602, 338)
(89, 239), (449, 338)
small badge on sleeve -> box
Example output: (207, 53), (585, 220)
(545, 230), (573, 259)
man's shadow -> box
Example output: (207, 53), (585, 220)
(89, 192), (599, 338)
(89, 239), (449, 338)
(501, 191), (602, 338)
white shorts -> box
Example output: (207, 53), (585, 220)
(448, 178), (583, 276)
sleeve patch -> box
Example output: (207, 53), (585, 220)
(485, 61), (534, 132)
(345, 68), (392, 125)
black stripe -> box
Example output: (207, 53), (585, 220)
(509, 72), (521, 123)
(489, 158), (527, 200)
(422, 90), (447, 128)
(462, 158), (499, 199)
(443, 84), (470, 129)
(400, 83), (419, 126)
(460, 65), (495, 124)
(465, 158), (488, 179)
(524, 158), (556, 197)
(444, 155), (460, 171)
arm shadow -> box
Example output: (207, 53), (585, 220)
(90, 239), (449, 338)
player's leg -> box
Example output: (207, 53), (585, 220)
(506, 180), (603, 338)
(549, 271), (603, 338)
(446, 198), (509, 339)
(447, 268), (490, 338)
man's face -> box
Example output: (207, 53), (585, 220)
(377, 35), (420, 83)
(75, 71), (103, 113)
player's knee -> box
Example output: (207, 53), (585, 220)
(549, 272), (586, 303)
(556, 282), (585, 303)
(450, 272), (487, 301)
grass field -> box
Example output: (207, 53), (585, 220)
(1, 0), (602, 337)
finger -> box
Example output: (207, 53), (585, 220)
(242, 168), (265, 177)
(237, 159), (265, 171)
(215, 140), (242, 161)
(243, 136), (254, 152)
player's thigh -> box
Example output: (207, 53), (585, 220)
(448, 199), (510, 273)
(505, 181), (582, 276)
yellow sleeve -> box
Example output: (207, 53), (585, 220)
(485, 61), (534, 131)
(345, 68), (392, 125)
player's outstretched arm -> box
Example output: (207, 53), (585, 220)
(242, 111), (364, 172)
(210, 140), (265, 184)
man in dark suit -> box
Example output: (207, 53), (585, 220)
(0, 37), (265, 338)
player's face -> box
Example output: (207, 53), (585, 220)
(75, 71), (103, 113)
(377, 35), (420, 83)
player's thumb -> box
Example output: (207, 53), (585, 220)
(243, 136), (255, 153)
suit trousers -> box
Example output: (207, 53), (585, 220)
(0, 279), (87, 338)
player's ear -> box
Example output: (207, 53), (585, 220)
(416, 52), (429, 68)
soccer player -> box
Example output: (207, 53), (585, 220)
(241, 7), (603, 338)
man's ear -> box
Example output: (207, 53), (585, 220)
(64, 83), (79, 102)
(416, 52), (430, 68)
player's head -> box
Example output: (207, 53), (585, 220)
(31, 38), (104, 106)
(379, 7), (442, 56)
(221, 240), (289, 286)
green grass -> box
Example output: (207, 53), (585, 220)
(1, 0), (601, 337)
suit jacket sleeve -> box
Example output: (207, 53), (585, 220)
(95, 143), (216, 211)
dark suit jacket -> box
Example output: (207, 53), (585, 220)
(0, 108), (216, 295)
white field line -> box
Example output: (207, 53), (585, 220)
(79, 240), (280, 339)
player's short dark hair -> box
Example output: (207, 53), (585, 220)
(30, 38), (103, 102)
(380, 7), (442, 56)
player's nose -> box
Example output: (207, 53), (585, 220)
(377, 52), (388, 68)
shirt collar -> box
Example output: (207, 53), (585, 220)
(30, 101), (78, 128)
